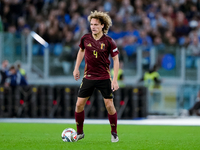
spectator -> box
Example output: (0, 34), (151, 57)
(187, 36), (200, 56)
(7, 24), (17, 34)
(47, 12), (62, 44)
(6, 65), (28, 89)
(138, 64), (161, 91)
(142, 17), (152, 35)
(123, 36), (138, 62)
(163, 30), (173, 45)
(59, 31), (76, 74)
(186, 36), (200, 68)
(73, 18), (88, 42)
(189, 90), (200, 116)
(165, 36), (177, 55)
(107, 25), (125, 45)
(174, 11), (190, 38)
(104, 0), (113, 12)
(146, 1), (159, 24)
(0, 60), (9, 85)
(15, 61), (27, 79)
(187, 4), (198, 21)
(1, 3), (12, 31)
(154, 36), (165, 52)
(124, 22), (140, 38)
(130, 7), (144, 26)
(138, 30), (153, 47)
(57, 1), (70, 26)
(189, 29), (199, 41)
(17, 17), (30, 35)
(117, 0), (134, 23)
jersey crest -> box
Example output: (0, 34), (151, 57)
(101, 43), (105, 50)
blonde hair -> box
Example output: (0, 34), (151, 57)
(88, 10), (112, 34)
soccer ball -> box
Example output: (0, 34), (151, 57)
(61, 128), (77, 142)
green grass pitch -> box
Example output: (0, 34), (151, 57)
(0, 123), (199, 150)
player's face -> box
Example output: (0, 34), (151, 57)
(90, 18), (104, 35)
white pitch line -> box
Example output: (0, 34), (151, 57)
(0, 118), (200, 126)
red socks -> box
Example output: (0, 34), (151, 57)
(108, 112), (117, 134)
(75, 111), (117, 134)
(75, 111), (84, 134)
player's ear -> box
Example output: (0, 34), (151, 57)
(101, 24), (104, 29)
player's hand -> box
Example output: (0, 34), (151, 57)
(73, 69), (80, 81)
(111, 80), (119, 92)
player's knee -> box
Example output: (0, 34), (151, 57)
(76, 101), (84, 111)
(105, 102), (114, 111)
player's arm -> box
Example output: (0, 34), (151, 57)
(73, 48), (85, 81)
(112, 55), (119, 91)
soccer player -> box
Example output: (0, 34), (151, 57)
(73, 10), (119, 142)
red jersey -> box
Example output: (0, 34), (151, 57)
(79, 33), (119, 80)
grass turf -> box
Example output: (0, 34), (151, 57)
(0, 123), (199, 150)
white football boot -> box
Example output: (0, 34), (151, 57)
(111, 132), (119, 142)
(75, 133), (85, 141)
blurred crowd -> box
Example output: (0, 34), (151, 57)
(0, 60), (28, 88)
(1, 0), (200, 67)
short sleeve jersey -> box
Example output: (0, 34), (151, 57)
(79, 33), (119, 80)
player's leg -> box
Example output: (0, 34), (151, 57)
(75, 97), (88, 141)
(104, 98), (119, 142)
(104, 98), (116, 114)
(75, 97), (89, 133)
(75, 78), (95, 141)
(104, 98), (118, 130)
(96, 79), (119, 142)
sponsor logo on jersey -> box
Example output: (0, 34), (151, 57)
(87, 43), (92, 47)
(101, 43), (105, 50)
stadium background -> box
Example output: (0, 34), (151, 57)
(1, 0), (200, 118)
